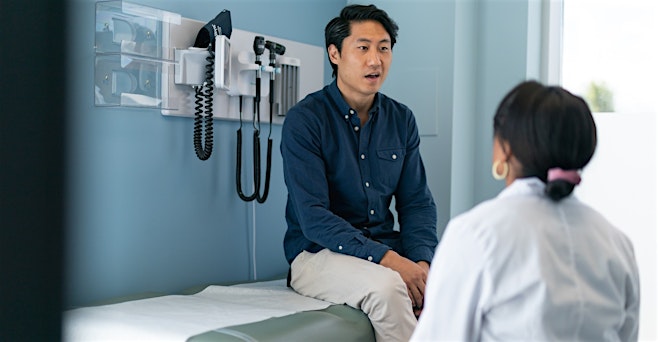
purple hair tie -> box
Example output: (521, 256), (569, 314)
(547, 168), (581, 185)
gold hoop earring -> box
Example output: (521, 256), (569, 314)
(492, 160), (509, 180)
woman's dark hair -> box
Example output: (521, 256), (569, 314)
(324, 4), (398, 78)
(493, 80), (597, 201)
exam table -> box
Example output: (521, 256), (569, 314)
(62, 279), (375, 342)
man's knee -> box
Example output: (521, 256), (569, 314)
(365, 269), (409, 306)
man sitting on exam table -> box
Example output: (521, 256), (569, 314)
(280, 4), (438, 342)
(411, 80), (640, 341)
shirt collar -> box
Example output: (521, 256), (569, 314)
(328, 79), (382, 120)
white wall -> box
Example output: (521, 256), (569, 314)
(575, 113), (657, 341)
(562, 2), (657, 338)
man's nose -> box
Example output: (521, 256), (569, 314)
(366, 49), (382, 66)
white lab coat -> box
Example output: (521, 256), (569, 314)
(411, 178), (640, 342)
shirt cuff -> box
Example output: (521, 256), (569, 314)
(406, 247), (435, 265)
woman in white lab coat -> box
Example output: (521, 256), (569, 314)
(411, 80), (640, 342)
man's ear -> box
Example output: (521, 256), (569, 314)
(328, 44), (340, 64)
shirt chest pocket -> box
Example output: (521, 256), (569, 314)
(375, 148), (406, 191)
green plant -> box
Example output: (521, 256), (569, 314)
(585, 81), (615, 112)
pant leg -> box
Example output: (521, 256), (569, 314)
(290, 249), (417, 342)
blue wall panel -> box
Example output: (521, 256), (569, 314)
(65, 0), (540, 308)
(65, 0), (344, 307)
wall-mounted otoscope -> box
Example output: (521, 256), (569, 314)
(242, 39), (286, 204)
(265, 40), (285, 123)
(253, 36), (266, 113)
(265, 41), (286, 63)
(236, 35), (270, 203)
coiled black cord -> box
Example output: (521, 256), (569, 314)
(255, 75), (276, 203)
(193, 45), (215, 161)
(235, 55), (272, 203)
(236, 96), (259, 201)
(256, 138), (271, 203)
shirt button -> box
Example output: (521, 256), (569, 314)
(392, 154), (397, 160)
(349, 109), (355, 115)
(360, 154), (366, 160)
(370, 209), (375, 215)
(367, 256), (373, 261)
(354, 126), (359, 132)
(344, 115), (349, 120)
(365, 182), (370, 187)
(338, 245), (343, 250)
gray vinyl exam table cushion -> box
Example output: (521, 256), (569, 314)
(65, 280), (375, 342)
(189, 304), (374, 342)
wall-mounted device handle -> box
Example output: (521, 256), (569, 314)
(189, 10), (232, 161)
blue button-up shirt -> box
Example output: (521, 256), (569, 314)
(281, 80), (438, 265)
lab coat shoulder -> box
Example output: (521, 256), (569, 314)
(442, 193), (534, 251)
(564, 198), (637, 255)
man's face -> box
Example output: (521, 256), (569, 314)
(328, 20), (392, 101)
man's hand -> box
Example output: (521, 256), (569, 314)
(414, 260), (430, 317)
(380, 250), (429, 314)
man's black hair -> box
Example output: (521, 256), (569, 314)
(324, 4), (399, 78)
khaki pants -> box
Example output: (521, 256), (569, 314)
(290, 249), (417, 342)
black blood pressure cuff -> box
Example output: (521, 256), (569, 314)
(193, 9), (232, 49)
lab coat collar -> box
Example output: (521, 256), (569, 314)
(497, 177), (546, 199)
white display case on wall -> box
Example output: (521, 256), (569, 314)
(94, 1), (180, 109)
